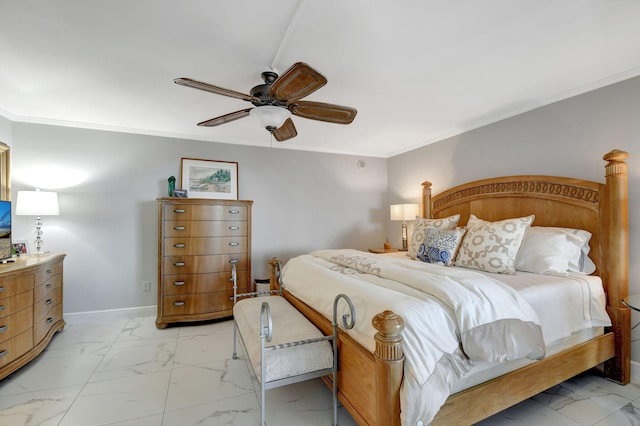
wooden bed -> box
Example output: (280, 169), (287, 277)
(268, 149), (630, 425)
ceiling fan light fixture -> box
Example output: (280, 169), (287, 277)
(249, 105), (291, 131)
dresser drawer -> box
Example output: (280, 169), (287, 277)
(0, 273), (34, 300)
(34, 303), (62, 343)
(163, 220), (247, 238)
(34, 273), (63, 302)
(0, 329), (33, 369)
(164, 204), (247, 221)
(0, 307), (33, 344)
(163, 271), (247, 296)
(163, 292), (236, 317)
(164, 237), (247, 256)
(163, 254), (247, 275)
(0, 290), (33, 319)
(35, 261), (63, 284)
(35, 286), (62, 323)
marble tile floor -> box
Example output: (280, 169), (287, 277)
(0, 311), (639, 426)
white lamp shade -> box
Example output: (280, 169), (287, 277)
(390, 203), (419, 221)
(16, 190), (60, 216)
(249, 105), (291, 129)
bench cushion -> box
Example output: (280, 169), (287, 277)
(234, 296), (333, 383)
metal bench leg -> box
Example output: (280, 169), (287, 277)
(232, 318), (238, 360)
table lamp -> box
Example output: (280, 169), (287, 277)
(15, 189), (59, 254)
(390, 203), (418, 251)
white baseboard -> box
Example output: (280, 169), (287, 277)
(64, 305), (157, 324)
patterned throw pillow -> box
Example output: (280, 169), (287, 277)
(455, 214), (535, 274)
(417, 227), (467, 266)
(408, 214), (460, 259)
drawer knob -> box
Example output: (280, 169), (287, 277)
(47, 317), (53, 324)
(173, 262), (186, 267)
(173, 301), (186, 307)
(0, 350), (7, 359)
(0, 287), (4, 293)
(0, 305), (5, 312)
(228, 209), (240, 214)
(173, 226), (186, 231)
(46, 299), (53, 305)
(229, 242), (240, 247)
(229, 259), (239, 264)
(174, 209), (186, 213)
(173, 281), (185, 286)
(46, 283), (52, 289)
(173, 243), (186, 248)
(46, 269), (52, 274)
(0, 325), (7, 333)
(229, 226), (240, 230)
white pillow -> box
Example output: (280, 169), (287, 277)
(515, 227), (583, 274)
(516, 227), (595, 274)
(455, 214), (534, 274)
(408, 214), (460, 259)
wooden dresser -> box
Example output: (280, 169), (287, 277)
(0, 253), (65, 380)
(156, 198), (252, 329)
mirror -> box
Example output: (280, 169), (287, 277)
(0, 142), (9, 201)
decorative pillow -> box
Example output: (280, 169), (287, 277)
(417, 227), (467, 266)
(515, 227), (595, 274)
(455, 214), (534, 274)
(408, 214), (460, 259)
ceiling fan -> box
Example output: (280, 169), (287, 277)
(175, 62), (357, 142)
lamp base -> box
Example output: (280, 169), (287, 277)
(401, 222), (408, 251)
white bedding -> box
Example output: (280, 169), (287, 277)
(281, 249), (611, 426)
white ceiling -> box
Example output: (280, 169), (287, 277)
(1, 1), (640, 158)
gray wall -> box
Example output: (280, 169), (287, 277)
(7, 123), (388, 313)
(388, 75), (640, 361)
(0, 115), (12, 145)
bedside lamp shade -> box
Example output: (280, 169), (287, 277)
(390, 203), (419, 251)
(16, 189), (59, 254)
(16, 190), (60, 216)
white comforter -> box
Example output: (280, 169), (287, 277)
(282, 249), (547, 425)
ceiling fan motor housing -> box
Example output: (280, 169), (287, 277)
(249, 71), (286, 107)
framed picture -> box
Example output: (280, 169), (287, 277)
(180, 158), (238, 200)
(173, 189), (188, 198)
(12, 240), (29, 256)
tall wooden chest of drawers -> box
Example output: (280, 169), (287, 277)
(156, 198), (252, 328)
(0, 253), (65, 380)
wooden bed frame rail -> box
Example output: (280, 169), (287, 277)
(269, 149), (630, 425)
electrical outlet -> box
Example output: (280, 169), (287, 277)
(143, 281), (151, 292)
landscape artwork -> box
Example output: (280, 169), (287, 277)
(180, 158), (238, 200)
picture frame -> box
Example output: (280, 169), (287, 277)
(173, 189), (188, 198)
(12, 240), (29, 256)
(180, 158), (238, 200)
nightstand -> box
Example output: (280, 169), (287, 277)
(622, 295), (640, 312)
(368, 248), (400, 254)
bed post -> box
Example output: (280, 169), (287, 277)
(421, 181), (432, 218)
(268, 257), (281, 292)
(372, 310), (405, 426)
(602, 149), (630, 384)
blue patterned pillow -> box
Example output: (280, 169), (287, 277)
(417, 227), (467, 266)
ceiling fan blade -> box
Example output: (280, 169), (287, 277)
(272, 118), (298, 142)
(290, 101), (357, 124)
(175, 78), (261, 103)
(270, 62), (327, 103)
(197, 108), (253, 127)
